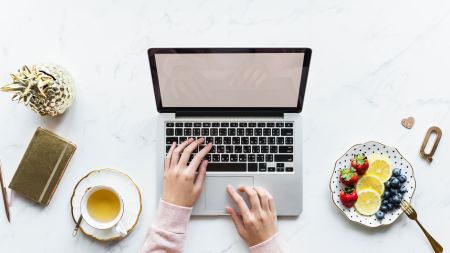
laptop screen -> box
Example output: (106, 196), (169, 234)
(149, 48), (311, 112)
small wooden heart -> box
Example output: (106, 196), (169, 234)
(401, 117), (415, 129)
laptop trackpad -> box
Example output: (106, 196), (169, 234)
(205, 176), (254, 213)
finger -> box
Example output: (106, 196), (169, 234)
(188, 143), (212, 173)
(164, 142), (176, 171)
(171, 138), (194, 167)
(268, 192), (277, 215)
(253, 186), (270, 211)
(226, 206), (245, 235)
(178, 138), (204, 166)
(238, 186), (261, 211)
(227, 185), (250, 217)
(193, 160), (208, 192)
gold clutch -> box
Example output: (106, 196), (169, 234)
(9, 127), (76, 205)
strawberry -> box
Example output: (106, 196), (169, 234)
(340, 186), (358, 208)
(340, 167), (359, 186)
(351, 154), (369, 175)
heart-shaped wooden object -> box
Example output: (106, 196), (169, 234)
(401, 117), (415, 129)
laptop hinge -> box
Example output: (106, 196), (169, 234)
(175, 111), (284, 117)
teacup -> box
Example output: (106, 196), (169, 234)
(80, 186), (127, 236)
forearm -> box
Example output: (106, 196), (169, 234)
(249, 233), (287, 253)
(140, 199), (192, 253)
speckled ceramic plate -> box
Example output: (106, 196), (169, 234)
(330, 141), (416, 228)
(70, 169), (142, 241)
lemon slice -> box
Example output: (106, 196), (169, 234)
(355, 189), (381, 216)
(356, 175), (384, 195)
(366, 154), (392, 182)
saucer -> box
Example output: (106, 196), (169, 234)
(330, 141), (416, 228)
(70, 168), (142, 241)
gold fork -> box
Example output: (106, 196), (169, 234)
(400, 200), (443, 253)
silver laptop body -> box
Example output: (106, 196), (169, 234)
(148, 48), (312, 216)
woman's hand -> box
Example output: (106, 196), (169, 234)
(163, 138), (212, 207)
(226, 185), (278, 247)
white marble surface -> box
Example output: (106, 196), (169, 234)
(1, 0), (449, 252)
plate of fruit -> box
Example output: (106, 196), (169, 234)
(330, 141), (416, 227)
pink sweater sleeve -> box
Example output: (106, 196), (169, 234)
(141, 199), (287, 253)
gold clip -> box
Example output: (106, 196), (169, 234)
(420, 126), (442, 163)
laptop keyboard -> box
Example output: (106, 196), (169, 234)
(165, 121), (294, 173)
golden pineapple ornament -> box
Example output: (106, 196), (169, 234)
(1, 64), (75, 116)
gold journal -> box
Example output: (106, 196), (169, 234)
(9, 127), (76, 205)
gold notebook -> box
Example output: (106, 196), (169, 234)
(9, 127), (76, 205)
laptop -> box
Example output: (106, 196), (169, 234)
(148, 48), (311, 216)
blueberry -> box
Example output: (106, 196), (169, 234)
(375, 211), (385, 220)
(398, 175), (407, 183)
(382, 200), (389, 205)
(390, 188), (399, 195)
(390, 177), (400, 188)
(400, 185), (408, 194)
(383, 191), (391, 199)
(384, 181), (391, 189)
(380, 205), (388, 212)
(392, 194), (402, 204)
(387, 203), (394, 210)
(393, 168), (401, 177)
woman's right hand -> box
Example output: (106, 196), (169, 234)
(226, 185), (278, 247)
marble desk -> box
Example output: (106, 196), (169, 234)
(0, 0), (449, 252)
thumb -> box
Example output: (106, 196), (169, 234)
(226, 206), (245, 236)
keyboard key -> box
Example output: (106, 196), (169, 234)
(221, 154), (229, 162)
(194, 123), (202, 127)
(184, 128), (191, 136)
(205, 154), (211, 162)
(252, 146), (260, 153)
(243, 146), (251, 153)
(265, 154), (273, 162)
(276, 122), (284, 127)
(270, 146), (278, 153)
(209, 146), (216, 153)
(259, 163), (267, 172)
(175, 122), (183, 127)
(226, 146), (233, 153)
(239, 154), (247, 162)
(263, 129), (271, 136)
(275, 155), (293, 162)
(277, 167), (285, 172)
(201, 128), (209, 136)
(228, 128), (236, 136)
(175, 128), (183, 136)
(214, 137), (223, 144)
(248, 154), (256, 162)
(248, 163), (257, 172)
(230, 154), (238, 162)
(212, 122), (220, 127)
(261, 146), (269, 153)
(232, 137), (240, 144)
(230, 123), (238, 127)
(257, 123), (265, 127)
(279, 146), (293, 153)
(272, 129), (280, 136)
(285, 123), (293, 127)
(184, 123), (192, 127)
(268, 167), (276, 172)
(193, 128), (201, 135)
(255, 128), (262, 136)
(212, 154), (220, 162)
(219, 128), (227, 136)
(277, 137), (284, 144)
(246, 128), (254, 136)
(258, 137), (267, 144)
(224, 137), (231, 144)
(281, 129), (293, 136)
(210, 128), (218, 136)
(221, 123), (229, 127)
(180, 137), (187, 142)
(257, 154), (264, 162)
(166, 128), (174, 136)
(268, 137), (276, 144)
(202, 123), (211, 127)
(239, 123), (247, 127)
(267, 123), (275, 127)
(237, 128), (245, 136)
(249, 122), (257, 127)
(286, 137), (293, 144)
(166, 137), (178, 144)
(241, 137), (249, 144)
(276, 163), (284, 168)
(235, 145), (242, 153)
(207, 163), (246, 172)
(166, 145), (171, 152)
(217, 145), (225, 153)
(205, 137), (214, 144)
(286, 167), (294, 172)
(250, 137), (258, 144)
(166, 122), (174, 127)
